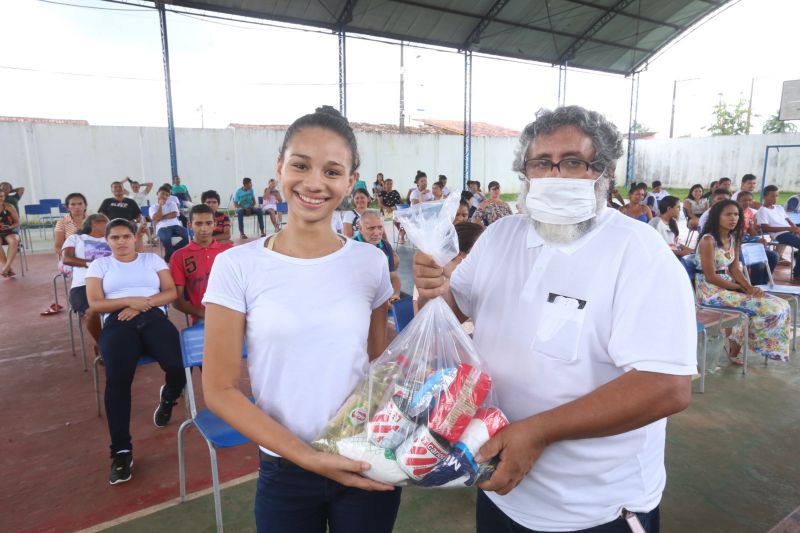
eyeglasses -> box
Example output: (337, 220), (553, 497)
(523, 158), (603, 179)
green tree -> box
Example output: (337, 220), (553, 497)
(632, 121), (649, 134)
(762, 112), (797, 134)
(706, 97), (751, 136)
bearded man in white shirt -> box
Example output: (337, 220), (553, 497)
(413, 105), (696, 533)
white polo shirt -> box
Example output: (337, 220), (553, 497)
(450, 210), (697, 531)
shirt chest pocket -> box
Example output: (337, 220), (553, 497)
(532, 296), (586, 363)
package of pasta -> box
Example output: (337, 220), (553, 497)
(312, 194), (509, 487)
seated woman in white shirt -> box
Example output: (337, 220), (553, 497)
(262, 178), (284, 233)
(202, 106), (400, 533)
(409, 171), (434, 205)
(432, 181), (443, 201)
(648, 196), (693, 263)
(149, 185), (189, 262)
(62, 213), (112, 345)
(86, 218), (186, 485)
(342, 188), (370, 238)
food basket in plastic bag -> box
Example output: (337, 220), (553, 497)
(312, 194), (509, 487)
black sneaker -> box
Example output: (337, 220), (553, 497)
(153, 385), (177, 428)
(109, 451), (133, 485)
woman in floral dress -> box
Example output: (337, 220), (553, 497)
(471, 180), (512, 226)
(696, 200), (790, 364)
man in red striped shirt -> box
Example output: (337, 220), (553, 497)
(169, 204), (233, 323)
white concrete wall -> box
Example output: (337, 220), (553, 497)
(5, 122), (799, 213)
(0, 122), (522, 211)
(632, 133), (800, 190)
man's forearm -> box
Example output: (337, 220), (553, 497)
(529, 370), (691, 446)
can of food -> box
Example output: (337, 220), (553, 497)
(367, 398), (417, 449)
(395, 425), (451, 481)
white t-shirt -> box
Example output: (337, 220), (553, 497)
(202, 238), (392, 453)
(756, 205), (790, 238)
(470, 193), (484, 208)
(131, 191), (149, 207)
(86, 253), (168, 300)
(697, 209), (710, 234)
(149, 202), (182, 233)
(648, 217), (677, 246)
(331, 211), (344, 234)
(409, 189), (434, 203)
(342, 209), (362, 226)
(62, 234), (112, 288)
(441, 186), (451, 197)
(450, 211), (697, 531)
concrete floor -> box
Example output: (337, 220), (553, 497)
(103, 246), (800, 533)
(100, 339), (800, 533)
(8, 225), (800, 532)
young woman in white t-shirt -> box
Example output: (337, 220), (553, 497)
(647, 196), (693, 262)
(409, 170), (434, 205)
(85, 218), (186, 486)
(62, 213), (111, 345)
(262, 178), (284, 232)
(203, 106), (400, 533)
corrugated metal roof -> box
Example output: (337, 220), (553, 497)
(155, 0), (733, 75)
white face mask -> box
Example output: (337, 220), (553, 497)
(525, 175), (602, 225)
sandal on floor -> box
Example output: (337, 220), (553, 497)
(724, 338), (744, 365)
(40, 305), (61, 316)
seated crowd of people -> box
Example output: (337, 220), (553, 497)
(26, 161), (496, 486)
(614, 173), (798, 367)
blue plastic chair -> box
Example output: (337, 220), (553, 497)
(23, 203), (52, 248)
(177, 324), (250, 533)
(38, 199), (63, 224)
(741, 242), (799, 353)
(390, 297), (414, 334)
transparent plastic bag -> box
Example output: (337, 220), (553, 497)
(312, 195), (509, 488)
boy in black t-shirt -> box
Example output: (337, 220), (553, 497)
(99, 181), (142, 222)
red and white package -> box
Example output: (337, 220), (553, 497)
(427, 364), (492, 443)
(395, 425), (451, 480)
(367, 398), (416, 449)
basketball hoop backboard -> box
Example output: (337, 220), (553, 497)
(779, 79), (800, 120)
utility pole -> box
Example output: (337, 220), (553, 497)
(746, 77), (755, 134)
(669, 80), (677, 139)
(399, 42), (405, 133)
(669, 78), (699, 139)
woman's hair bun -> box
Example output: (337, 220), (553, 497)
(315, 105), (348, 124)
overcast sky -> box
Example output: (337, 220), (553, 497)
(1, 0), (798, 137)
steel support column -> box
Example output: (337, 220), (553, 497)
(158, 2), (178, 178)
(557, 63), (568, 106)
(338, 31), (347, 116)
(463, 50), (473, 192)
(625, 71), (641, 187)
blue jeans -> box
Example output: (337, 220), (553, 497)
(775, 232), (800, 277)
(254, 453), (401, 533)
(476, 490), (660, 533)
(157, 225), (189, 262)
(237, 207), (265, 235)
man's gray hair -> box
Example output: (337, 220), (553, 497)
(360, 209), (383, 221)
(512, 105), (624, 174)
